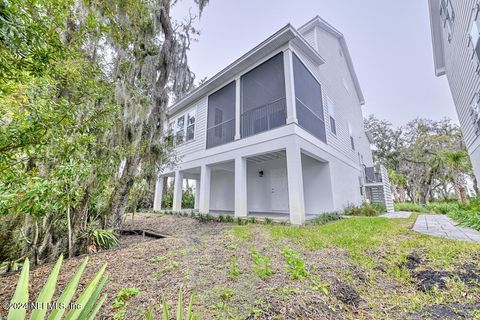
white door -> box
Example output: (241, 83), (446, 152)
(270, 168), (288, 211)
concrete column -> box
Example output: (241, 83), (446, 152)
(283, 49), (297, 124)
(234, 156), (248, 217)
(235, 77), (241, 140)
(153, 176), (164, 211)
(286, 141), (305, 225)
(199, 164), (211, 214)
(194, 179), (200, 210)
(172, 170), (183, 211)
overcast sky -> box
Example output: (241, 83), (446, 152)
(172, 0), (457, 127)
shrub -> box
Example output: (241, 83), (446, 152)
(344, 203), (382, 216)
(394, 202), (425, 212)
(225, 215), (235, 223)
(310, 212), (341, 225)
(282, 247), (309, 280)
(426, 202), (459, 214)
(248, 217), (256, 224)
(265, 217), (273, 225)
(218, 215), (226, 222)
(7, 256), (107, 320)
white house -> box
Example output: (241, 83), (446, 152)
(153, 16), (392, 225)
(429, 0), (480, 187)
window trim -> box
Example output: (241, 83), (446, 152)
(348, 121), (355, 150)
(167, 107), (197, 146)
(326, 97), (337, 135)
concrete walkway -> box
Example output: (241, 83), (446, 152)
(412, 214), (480, 242)
(380, 211), (412, 219)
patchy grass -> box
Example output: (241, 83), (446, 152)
(1, 212), (480, 319)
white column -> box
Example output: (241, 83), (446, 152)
(234, 156), (248, 217)
(199, 164), (211, 214)
(172, 170), (183, 211)
(235, 77), (241, 140)
(286, 141), (305, 225)
(283, 49), (297, 124)
(153, 176), (165, 211)
(194, 179), (200, 210)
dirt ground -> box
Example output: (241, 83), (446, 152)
(1, 213), (479, 319)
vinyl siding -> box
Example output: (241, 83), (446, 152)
(297, 27), (374, 167)
(170, 97), (208, 157)
(439, 0), (480, 179)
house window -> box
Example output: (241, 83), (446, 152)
(440, 0), (455, 42)
(293, 53), (326, 142)
(186, 110), (196, 141)
(207, 81), (236, 148)
(348, 121), (355, 150)
(471, 94), (480, 135)
(327, 98), (336, 135)
(240, 52), (286, 138)
(166, 121), (175, 145)
(469, 5), (480, 70)
(176, 115), (185, 144)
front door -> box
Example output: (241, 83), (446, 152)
(270, 168), (288, 211)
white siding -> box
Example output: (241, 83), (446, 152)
(296, 27), (373, 167)
(438, 0), (480, 179)
(170, 97), (208, 157)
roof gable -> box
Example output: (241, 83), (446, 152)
(298, 16), (366, 105)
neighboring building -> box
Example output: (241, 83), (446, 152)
(153, 16), (392, 225)
(428, 0), (480, 187)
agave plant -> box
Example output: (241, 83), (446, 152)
(7, 255), (107, 320)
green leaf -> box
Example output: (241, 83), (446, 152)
(8, 258), (30, 320)
(176, 288), (183, 320)
(76, 274), (108, 319)
(30, 255), (63, 320)
(64, 262), (107, 320)
(186, 294), (194, 320)
(86, 294), (107, 320)
(47, 257), (89, 320)
(161, 294), (169, 320)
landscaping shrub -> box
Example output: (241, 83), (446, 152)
(394, 202), (426, 212)
(344, 203), (383, 216)
(426, 202), (459, 214)
(310, 212), (341, 225)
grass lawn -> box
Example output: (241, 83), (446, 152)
(1, 213), (480, 319)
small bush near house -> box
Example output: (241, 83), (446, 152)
(448, 196), (480, 231)
(310, 212), (341, 225)
(343, 203), (383, 216)
(394, 202), (426, 212)
(426, 202), (459, 214)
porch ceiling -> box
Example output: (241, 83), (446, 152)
(247, 150), (286, 164)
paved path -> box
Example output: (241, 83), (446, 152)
(413, 214), (480, 242)
(380, 211), (412, 219)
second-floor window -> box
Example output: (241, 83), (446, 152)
(348, 121), (355, 150)
(469, 5), (480, 68)
(327, 98), (336, 135)
(471, 94), (480, 135)
(167, 108), (196, 146)
(440, 0), (454, 42)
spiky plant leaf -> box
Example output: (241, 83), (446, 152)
(47, 257), (89, 320)
(64, 262), (107, 320)
(86, 294), (107, 320)
(176, 288), (183, 320)
(30, 256), (64, 320)
(8, 258), (30, 320)
(186, 294), (194, 320)
(76, 274), (108, 319)
(161, 294), (169, 320)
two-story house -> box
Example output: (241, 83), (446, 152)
(429, 0), (480, 186)
(153, 16), (386, 225)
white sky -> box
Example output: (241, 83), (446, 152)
(172, 0), (458, 127)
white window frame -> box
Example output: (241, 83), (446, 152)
(326, 97), (336, 135)
(347, 121), (355, 150)
(166, 107), (197, 146)
(471, 94), (480, 136)
(469, 4), (480, 72)
(440, 0), (455, 43)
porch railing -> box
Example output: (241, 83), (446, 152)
(365, 166), (383, 183)
(241, 98), (286, 138)
(206, 118), (235, 149)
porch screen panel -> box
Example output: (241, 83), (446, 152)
(293, 53), (326, 143)
(240, 52), (286, 138)
(207, 81), (236, 148)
